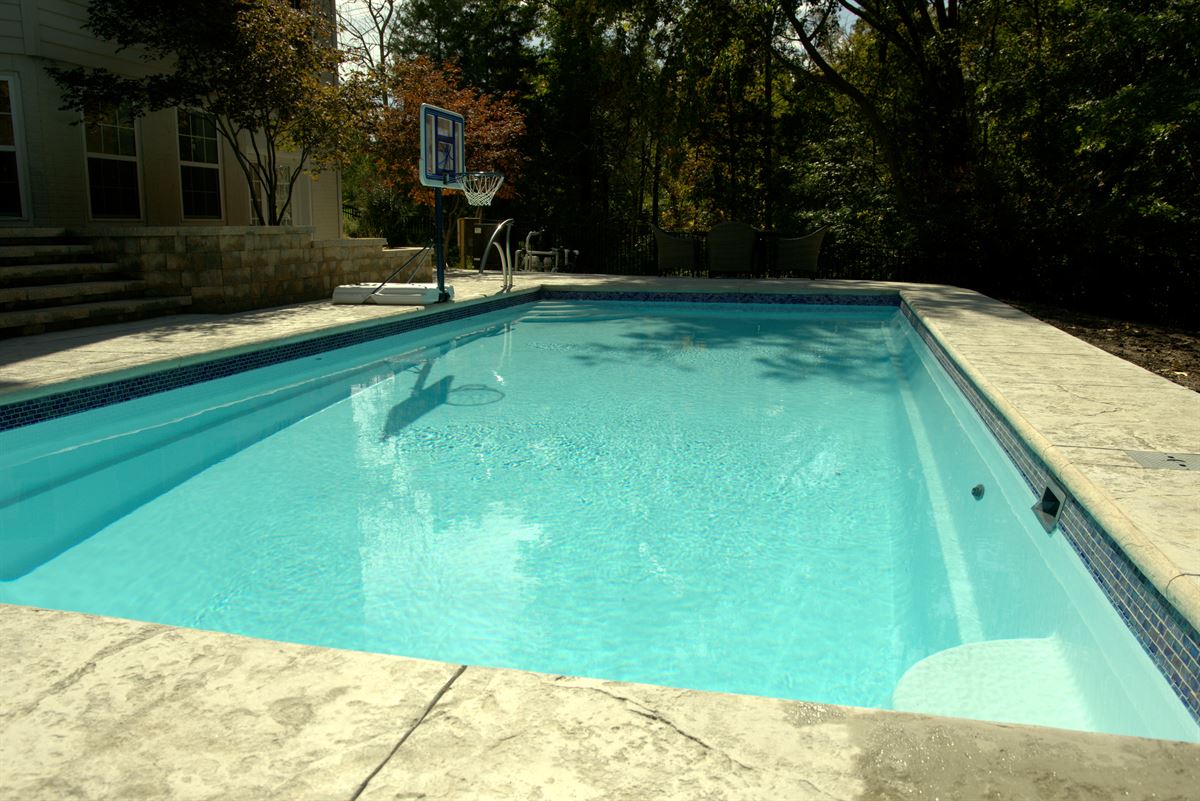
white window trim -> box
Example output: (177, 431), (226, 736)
(81, 107), (145, 222)
(0, 73), (31, 221)
(249, 163), (295, 227)
(175, 109), (225, 222)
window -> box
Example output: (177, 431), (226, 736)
(84, 104), (140, 218)
(178, 110), (221, 218)
(250, 165), (293, 226)
(0, 79), (23, 217)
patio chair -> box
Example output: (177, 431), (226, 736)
(706, 221), (758, 277)
(773, 226), (828, 278)
(651, 225), (699, 275)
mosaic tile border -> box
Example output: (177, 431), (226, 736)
(542, 289), (901, 307)
(900, 301), (1200, 725)
(0, 291), (539, 432)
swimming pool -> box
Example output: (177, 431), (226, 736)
(1, 295), (1197, 742)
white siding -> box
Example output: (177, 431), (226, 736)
(36, 0), (163, 74)
(0, 0), (344, 235)
(309, 169), (342, 240)
(0, 1), (24, 56)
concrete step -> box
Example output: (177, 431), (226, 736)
(0, 227), (70, 244)
(0, 280), (148, 312)
(0, 261), (125, 287)
(0, 243), (97, 265)
(0, 296), (194, 337)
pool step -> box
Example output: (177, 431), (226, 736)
(891, 637), (1093, 731)
(0, 229), (193, 337)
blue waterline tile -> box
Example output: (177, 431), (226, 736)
(541, 289), (901, 306)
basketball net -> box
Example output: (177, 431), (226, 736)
(458, 171), (504, 206)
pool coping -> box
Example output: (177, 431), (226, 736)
(2, 273), (1198, 798)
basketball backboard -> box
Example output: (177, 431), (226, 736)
(419, 103), (465, 189)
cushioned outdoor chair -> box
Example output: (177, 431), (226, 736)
(652, 225), (700, 275)
(772, 226), (828, 278)
(706, 221), (758, 277)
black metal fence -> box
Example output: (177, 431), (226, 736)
(341, 205), (361, 237)
(343, 209), (907, 281)
(540, 218), (906, 280)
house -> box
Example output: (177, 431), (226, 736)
(0, 1), (429, 335)
(0, 0), (343, 237)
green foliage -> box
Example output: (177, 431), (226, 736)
(48, 0), (365, 226)
(973, 0), (1200, 317)
(335, 0), (1197, 320)
(390, 0), (540, 96)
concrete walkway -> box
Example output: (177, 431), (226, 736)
(1, 272), (1198, 799)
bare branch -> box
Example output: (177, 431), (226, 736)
(839, 1), (927, 72)
(779, 2), (905, 186)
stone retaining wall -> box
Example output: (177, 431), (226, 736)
(82, 226), (433, 313)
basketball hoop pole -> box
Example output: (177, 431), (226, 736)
(420, 104), (463, 304)
(434, 187), (448, 302)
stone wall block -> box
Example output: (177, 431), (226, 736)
(192, 286), (224, 302)
(218, 234), (246, 253)
(279, 249), (302, 269)
(223, 268), (251, 285)
(184, 235), (210, 253)
(90, 237), (116, 258)
(197, 269), (224, 286)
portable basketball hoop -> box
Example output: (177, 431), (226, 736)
(417, 103), (511, 302)
(457, 171), (504, 206)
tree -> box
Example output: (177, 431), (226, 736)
(49, 0), (364, 226)
(390, 0), (539, 96)
(774, 1), (992, 282)
(339, 0), (403, 106)
(369, 55), (525, 249)
(973, 0), (1200, 318)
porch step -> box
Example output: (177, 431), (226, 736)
(0, 296), (194, 337)
(0, 262), (126, 287)
(0, 229), (199, 336)
(0, 227), (71, 245)
(0, 243), (98, 266)
(0, 280), (148, 311)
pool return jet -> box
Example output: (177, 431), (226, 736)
(333, 103), (507, 305)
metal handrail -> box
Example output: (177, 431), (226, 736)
(478, 218), (516, 292)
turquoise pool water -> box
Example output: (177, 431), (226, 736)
(1, 301), (1196, 741)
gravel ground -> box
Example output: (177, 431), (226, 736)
(1003, 299), (1200, 393)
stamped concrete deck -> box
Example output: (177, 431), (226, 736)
(2, 272), (1198, 799)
